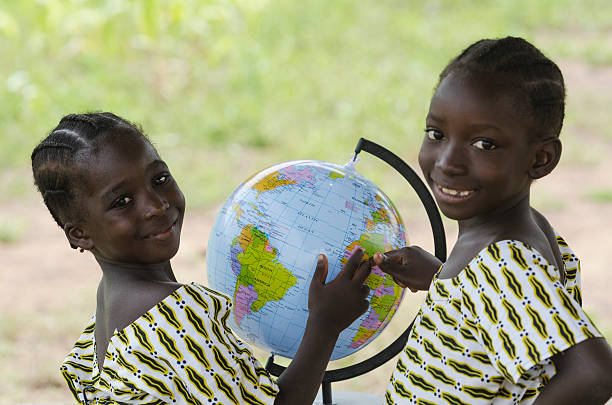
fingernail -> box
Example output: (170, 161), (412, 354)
(317, 254), (324, 262)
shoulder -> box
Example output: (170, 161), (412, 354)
(462, 239), (541, 272)
(475, 239), (555, 277)
(458, 240), (561, 299)
(143, 283), (234, 331)
(476, 226), (578, 276)
(108, 282), (231, 324)
(104, 281), (184, 334)
(181, 283), (234, 312)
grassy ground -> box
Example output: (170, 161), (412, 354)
(1, 0), (612, 402)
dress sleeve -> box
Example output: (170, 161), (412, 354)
(460, 240), (601, 384)
(108, 283), (279, 404)
(59, 317), (97, 404)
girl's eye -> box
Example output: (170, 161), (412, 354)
(153, 173), (170, 186)
(472, 139), (497, 150)
(112, 196), (133, 208)
(425, 128), (443, 141)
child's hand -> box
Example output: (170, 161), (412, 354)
(274, 249), (372, 405)
(373, 246), (441, 292)
(307, 248), (372, 335)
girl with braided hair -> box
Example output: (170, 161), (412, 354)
(32, 112), (373, 404)
(374, 37), (612, 404)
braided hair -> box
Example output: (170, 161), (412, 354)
(31, 113), (148, 246)
(437, 36), (566, 140)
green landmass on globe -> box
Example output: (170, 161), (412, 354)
(232, 225), (297, 315)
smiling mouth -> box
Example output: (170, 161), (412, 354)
(145, 219), (178, 240)
(435, 183), (475, 198)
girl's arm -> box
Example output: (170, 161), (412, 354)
(274, 249), (372, 405)
(373, 246), (442, 292)
(533, 337), (612, 404)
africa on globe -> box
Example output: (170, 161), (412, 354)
(206, 159), (407, 360)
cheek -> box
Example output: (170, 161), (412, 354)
(102, 220), (133, 242)
(476, 158), (529, 194)
(418, 142), (434, 175)
(484, 154), (529, 180)
(173, 187), (186, 213)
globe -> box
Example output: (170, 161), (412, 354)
(206, 159), (407, 360)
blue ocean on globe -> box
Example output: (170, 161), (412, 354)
(206, 159), (407, 360)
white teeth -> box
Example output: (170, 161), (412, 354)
(441, 187), (458, 195)
(440, 186), (472, 197)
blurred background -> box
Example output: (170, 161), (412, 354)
(1, 0), (612, 402)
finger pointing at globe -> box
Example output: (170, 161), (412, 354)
(373, 246), (442, 292)
(373, 252), (414, 291)
(337, 246), (365, 280)
(353, 254), (374, 284)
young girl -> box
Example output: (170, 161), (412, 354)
(31, 113), (372, 404)
(373, 37), (612, 404)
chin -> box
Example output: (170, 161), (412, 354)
(139, 244), (181, 265)
(159, 243), (181, 263)
(437, 205), (476, 222)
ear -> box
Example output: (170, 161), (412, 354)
(529, 137), (562, 180)
(64, 222), (94, 251)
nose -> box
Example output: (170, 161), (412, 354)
(143, 191), (169, 219)
(435, 140), (467, 176)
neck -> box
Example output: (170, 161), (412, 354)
(457, 194), (532, 238)
(95, 256), (176, 284)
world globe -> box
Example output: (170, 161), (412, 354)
(206, 159), (407, 360)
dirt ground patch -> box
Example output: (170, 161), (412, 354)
(1, 59), (611, 402)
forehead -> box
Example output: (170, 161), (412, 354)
(429, 71), (531, 133)
(77, 133), (161, 191)
(93, 133), (158, 165)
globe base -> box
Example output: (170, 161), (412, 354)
(314, 390), (383, 404)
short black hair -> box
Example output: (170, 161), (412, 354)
(31, 113), (149, 246)
(438, 36), (565, 139)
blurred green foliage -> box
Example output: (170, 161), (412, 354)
(0, 217), (25, 243)
(2, 0), (612, 207)
(586, 188), (612, 203)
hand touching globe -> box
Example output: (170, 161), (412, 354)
(206, 159), (407, 360)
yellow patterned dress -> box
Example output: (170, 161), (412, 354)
(61, 283), (278, 404)
(385, 235), (601, 404)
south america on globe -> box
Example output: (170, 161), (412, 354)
(206, 159), (407, 360)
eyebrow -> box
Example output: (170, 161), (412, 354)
(147, 159), (167, 170)
(426, 113), (502, 132)
(102, 181), (127, 201)
(466, 123), (503, 133)
(425, 112), (444, 123)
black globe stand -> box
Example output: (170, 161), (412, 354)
(265, 138), (447, 404)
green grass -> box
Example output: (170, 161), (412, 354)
(3, 0), (612, 207)
(586, 188), (612, 203)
